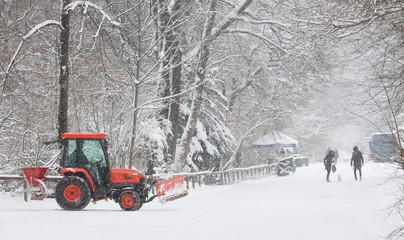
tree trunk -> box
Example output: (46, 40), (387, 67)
(128, 5), (143, 169)
(57, 0), (71, 141)
(157, 0), (171, 120)
(167, 0), (183, 163)
(168, 46), (182, 163)
(178, 0), (217, 169)
(128, 83), (140, 169)
(155, 0), (183, 164)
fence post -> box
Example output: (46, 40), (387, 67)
(192, 176), (195, 189)
(23, 181), (28, 202)
(198, 175), (202, 187)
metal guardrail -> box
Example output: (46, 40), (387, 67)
(0, 164), (273, 192)
(0, 175), (62, 181)
(158, 164), (273, 189)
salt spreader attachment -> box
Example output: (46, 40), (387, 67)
(32, 132), (189, 211)
(155, 175), (188, 202)
(22, 167), (48, 200)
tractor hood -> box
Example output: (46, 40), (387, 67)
(110, 169), (144, 183)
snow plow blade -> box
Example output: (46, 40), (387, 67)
(155, 175), (188, 203)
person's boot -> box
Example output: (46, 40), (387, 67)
(326, 178), (331, 182)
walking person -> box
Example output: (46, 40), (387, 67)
(351, 146), (364, 180)
(324, 149), (334, 182)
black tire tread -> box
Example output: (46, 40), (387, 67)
(119, 190), (141, 211)
(55, 176), (91, 211)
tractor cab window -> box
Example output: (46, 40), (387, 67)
(63, 139), (107, 168)
(81, 140), (109, 190)
(65, 140), (77, 167)
(82, 140), (107, 167)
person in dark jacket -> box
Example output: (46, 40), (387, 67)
(324, 150), (334, 182)
(351, 146), (364, 180)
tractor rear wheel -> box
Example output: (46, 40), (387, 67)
(119, 190), (141, 211)
(55, 176), (91, 211)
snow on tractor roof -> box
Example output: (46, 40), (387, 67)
(62, 133), (106, 139)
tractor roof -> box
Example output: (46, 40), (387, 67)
(62, 133), (106, 139)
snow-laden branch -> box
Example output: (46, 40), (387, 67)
(237, 15), (292, 29)
(23, 20), (62, 40)
(229, 65), (263, 101)
(1, 20), (63, 89)
(222, 116), (274, 170)
(333, 16), (377, 38)
(209, 0), (253, 41)
(286, 16), (325, 26)
(184, 0), (254, 60)
(332, 7), (404, 38)
(0, 108), (13, 130)
(134, 73), (211, 112)
(65, 1), (121, 27)
(223, 28), (286, 53)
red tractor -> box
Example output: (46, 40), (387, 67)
(48, 132), (187, 211)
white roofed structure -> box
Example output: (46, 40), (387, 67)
(252, 131), (298, 148)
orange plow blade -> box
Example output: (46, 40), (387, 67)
(155, 175), (188, 203)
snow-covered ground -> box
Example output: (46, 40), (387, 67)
(0, 162), (403, 240)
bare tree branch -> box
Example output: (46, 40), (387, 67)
(1, 20), (63, 89)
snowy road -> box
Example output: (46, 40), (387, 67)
(0, 162), (402, 240)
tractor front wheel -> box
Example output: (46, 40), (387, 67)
(55, 176), (91, 211)
(119, 190), (141, 211)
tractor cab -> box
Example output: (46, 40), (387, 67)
(61, 133), (110, 197)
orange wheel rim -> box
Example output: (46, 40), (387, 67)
(121, 194), (134, 209)
(64, 184), (81, 202)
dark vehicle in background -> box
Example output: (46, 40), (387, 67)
(292, 154), (309, 167)
(369, 132), (396, 162)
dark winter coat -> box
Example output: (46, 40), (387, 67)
(351, 150), (364, 168)
(324, 151), (334, 170)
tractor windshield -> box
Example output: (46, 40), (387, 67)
(82, 140), (107, 166)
